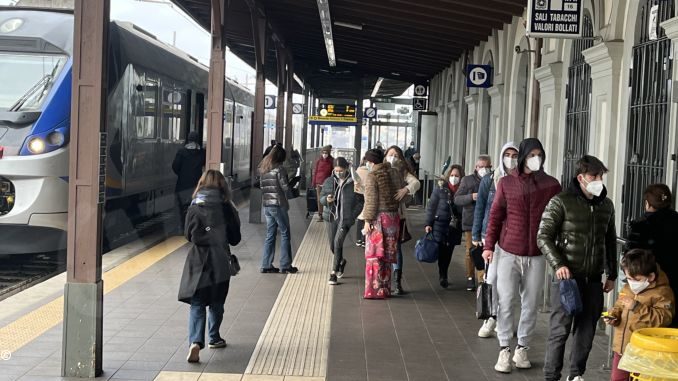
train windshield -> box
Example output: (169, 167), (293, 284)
(0, 52), (67, 112)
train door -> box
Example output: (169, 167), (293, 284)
(621, 0), (674, 236)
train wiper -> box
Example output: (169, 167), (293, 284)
(8, 74), (53, 112)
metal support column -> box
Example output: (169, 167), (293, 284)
(62, 0), (109, 376)
(207, 0), (226, 171)
(284, 56), (294, 150)
(275, 42), (286, 144)
(249, 10), (267, 223)
(354, 79), (364, 165)
(300, 87), (309, 189)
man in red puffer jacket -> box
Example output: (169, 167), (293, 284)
(482, 138), (560, 374)
(312, 145), (334, 221)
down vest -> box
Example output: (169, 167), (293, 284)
(260, 166), (290, 210)
(537, 178), (618, 281)
(484, 170), (560, 256)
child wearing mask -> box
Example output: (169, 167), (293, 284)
(604, 249), (675, 381)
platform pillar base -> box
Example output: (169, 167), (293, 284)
(61, 281), (103, 378)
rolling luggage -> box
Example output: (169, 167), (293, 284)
(306, 187), (318, 217)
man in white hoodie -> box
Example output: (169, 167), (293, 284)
(471, 142), (519, 338)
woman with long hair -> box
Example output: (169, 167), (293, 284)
(178, 169), (241, 363)
(258, 145), (298, 274)
(425, 164), (464, 289)
(384, 145), (421, 295)
(362, 149), (400, 299)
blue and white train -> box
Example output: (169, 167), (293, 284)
(0, 7), (258, 254)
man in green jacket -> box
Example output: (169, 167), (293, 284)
(537, 155), (617, 381)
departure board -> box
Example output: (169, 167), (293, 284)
(309, 103), (357, 124)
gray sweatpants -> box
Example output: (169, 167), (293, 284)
(495, 245), (545, 347)
(485, 247), (501, 317)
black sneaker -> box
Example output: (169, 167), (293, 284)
(466, 277), (475, 291)
(208, 339), (227, 348)
(439, 278), (449, 289)
(261, 266), (280, 273)
(328, 274), (338, 285)
(337, 259), (347, 278)
(280, 266), (299, 274)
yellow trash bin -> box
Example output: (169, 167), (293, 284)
(618, 328), (678, 381)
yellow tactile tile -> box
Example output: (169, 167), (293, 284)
(154, 371), (201, 381)
(241, 376), (284, 381)
(199, 373), (245, 381)
(0, 236), (187, 354)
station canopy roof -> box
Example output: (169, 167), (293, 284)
(171, 0), (526, 99)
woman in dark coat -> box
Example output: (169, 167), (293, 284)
(178, 170), (241, 363)
(425, 164), (464, 288)
(626, 183), (678, 327)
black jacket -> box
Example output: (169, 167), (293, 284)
(454, 172), (482, 231)
(626, 208), (678, 326)
(178, 189), (241, 304)
(426, 183), (462, 243)
(172, 143), (206, 192)
(319, 173), (361, 227)
(537, 178), (617, 281)
(260, 166), (290, 209)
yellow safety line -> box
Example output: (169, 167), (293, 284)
(0, 236), (187, 354)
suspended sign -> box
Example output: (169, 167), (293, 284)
(292, 103), (304, 114)
(527, 0), (584, 39)
(413, 98), (427, 111)
(413, 84), (427, 97)
(466, 65), (493, 88)
(309, 103), (357, 125)
(264, 95), (276, 109)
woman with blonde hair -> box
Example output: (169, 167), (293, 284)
(259, 145), (298, 274)
(178, 169), (241, 363)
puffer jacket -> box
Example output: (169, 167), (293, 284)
(312, 156), (334, 186)
(537, 178), (618, 280)
(484, 170), (561, 257)
(320, 173), (361, 227)
(454, 172), (482, 231)
(609, 268), (675, 354)
(425, 182), (462, 243)
(362, 162), (399, 221)
(260, 166), (290, 210)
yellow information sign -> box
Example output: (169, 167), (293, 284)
(309, 116), (357, 123)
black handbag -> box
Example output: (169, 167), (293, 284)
(229, 254), (240, 276)
(476, 264), (493, 319)
(471, 244), (485, 271)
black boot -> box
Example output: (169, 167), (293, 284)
(393, 269), (404, 295)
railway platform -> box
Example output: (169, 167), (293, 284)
(0, 197), (612, 381)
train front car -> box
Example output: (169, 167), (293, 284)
(0, 8), (72, 255)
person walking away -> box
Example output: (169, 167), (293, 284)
(362, 149), (400, 299)
(353, 160), (369, 247)
(259, 145), (298, 274)
(178, 170), (241, 363)
(454, 155), (492, 291)
(472, 142), (518, 338)
(425, 164), (464, 289)
(538, 155), (618, 381)
(407, 152), (421, 178)
(312, 145), (334, 221)
(404, 141), (416, 159)
(263, 140), (277, 157)
(482, 137), (561, 373)
(320, 157), (361, 285)
(625, 184), (678, 327)
(385, 146), (421, 295)
(603, 249), (675, 381)
(172, 131), (206, 232)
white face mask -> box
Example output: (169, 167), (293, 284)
(527, 156), (541, 172)
(503, 157), (518, 170)
(322, 153), (328, 159)
(583, 178), (604, 197)
(627, 278), (651, 294)
(449, 176), (460, 186)
(366, 162), (374, 172)
(386, 156), (398, 165)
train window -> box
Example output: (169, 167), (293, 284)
(161, 86), (187, 142)
(137, 77), (157, 139)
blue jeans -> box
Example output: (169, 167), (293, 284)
(262, 206), (293, 269)
(188, 295), (225, 348)
(393, 241), (403, 270)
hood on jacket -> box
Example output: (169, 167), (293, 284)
(518, 138), (546, 174)
(567, 177), (608, 205)
(193, 188), (224, 205)
(496, 141), (519, 184)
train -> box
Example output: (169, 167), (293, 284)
(0, 7), (263, 254)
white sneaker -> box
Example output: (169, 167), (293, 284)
(478, 317), (496, 338)
(187, 343), (200, 363)
(567, 377), (584, 381)
(494, 347), (512, 373)
(512, 346), (531, 369)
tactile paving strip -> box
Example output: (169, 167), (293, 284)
(245, 221), (332, 378)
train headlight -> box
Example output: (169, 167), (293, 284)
(0, 18), (23, 33)
(47, 131), (65, 146)
(28, 137), (45, 154)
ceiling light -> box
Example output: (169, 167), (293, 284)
(334, 21), (363, 30)
(317, 0), (336, 67)
(338, 58), (358, 64)
(293, 74), (304, 87)
(391, 72), (400, 76)
(371, 77), (384, 98)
